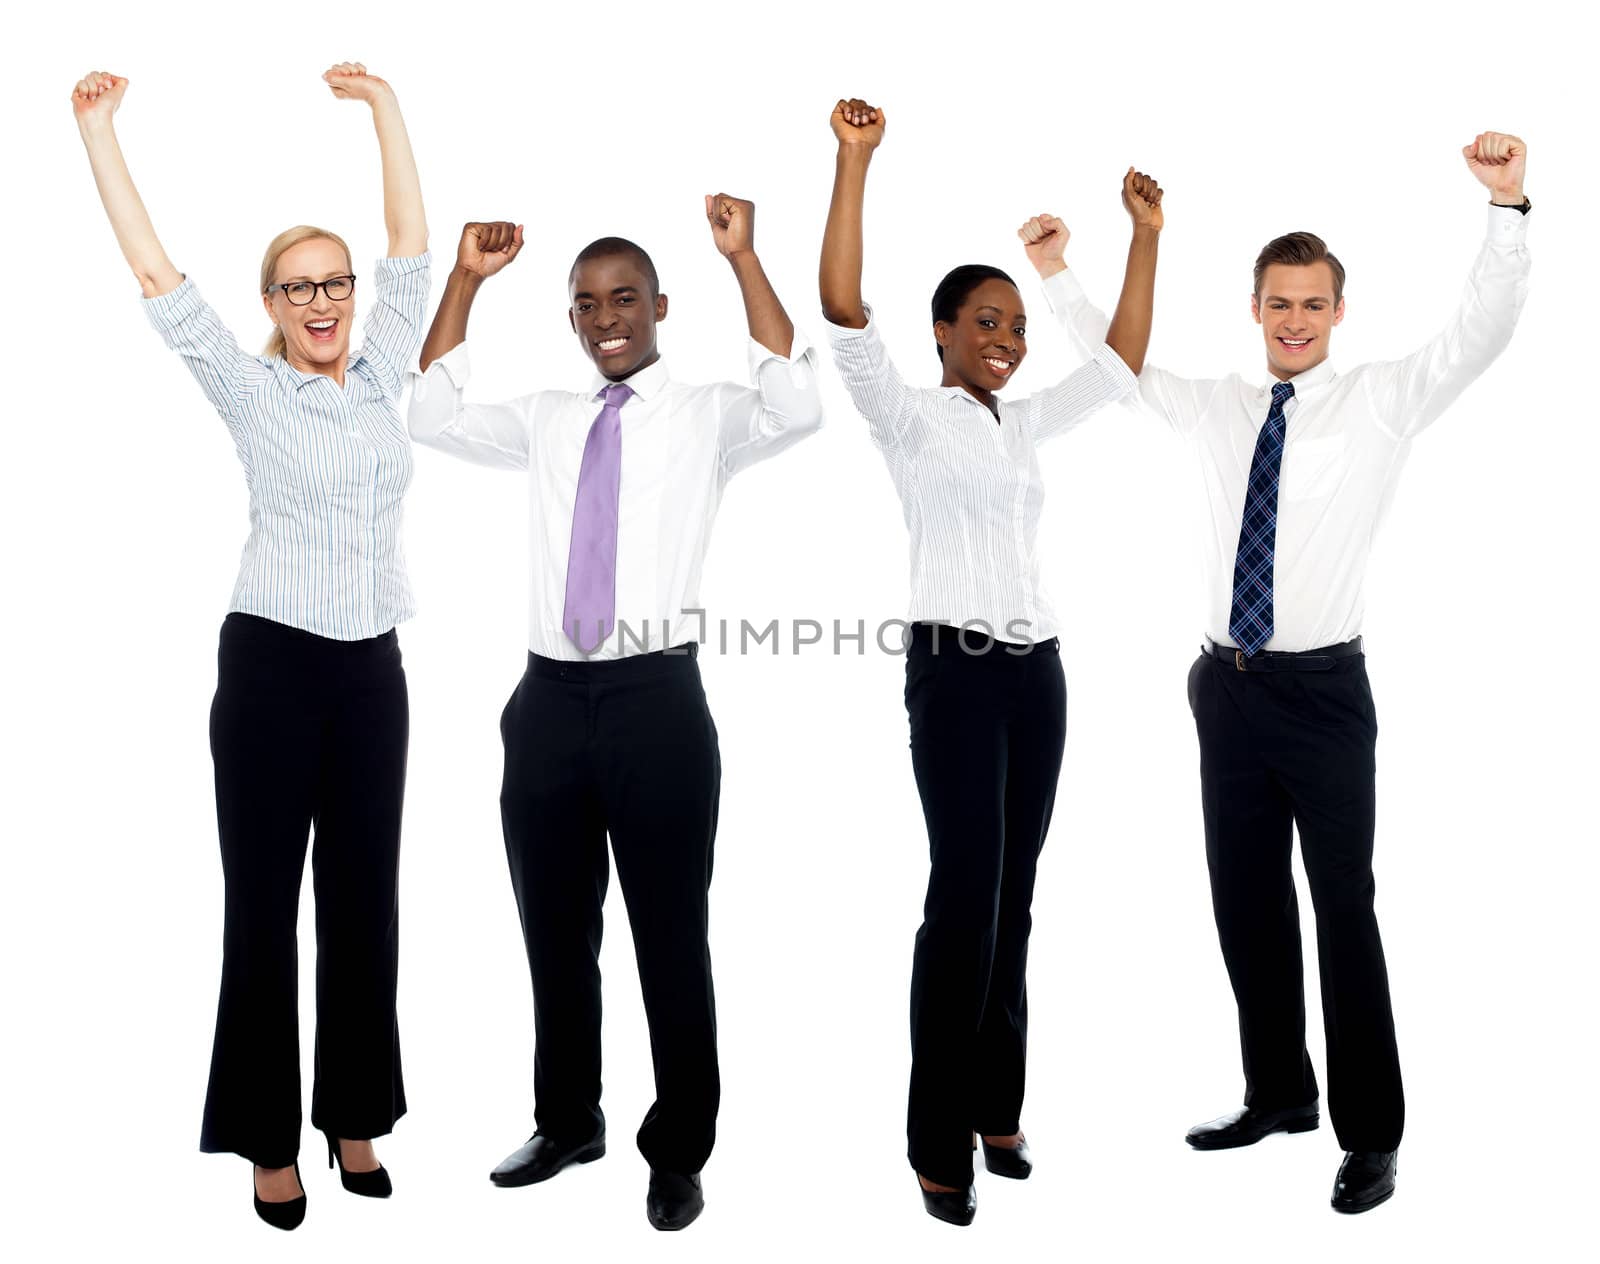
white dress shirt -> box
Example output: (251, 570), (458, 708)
(825, 307), (1136, 643)
(143, 253), (433, 641)
(406, 336), (822, 660)
(1046, 206), (1531, 651)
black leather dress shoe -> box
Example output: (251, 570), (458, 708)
(979, 1136), (1032, 1180)
(488, 1131), (606, 1187)
(646, 1170), (704, 1231)
(1331, 1150), (1397, 1213)
(918, 1177), (976, 1226)
(1185, 1102), (1319, 1150)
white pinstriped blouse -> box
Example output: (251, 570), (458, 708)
(826, 307), (1135, 643)
(143, 253), (432, 641)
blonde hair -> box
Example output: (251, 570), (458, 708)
(259, 225), (354, 358)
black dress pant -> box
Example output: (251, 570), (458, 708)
(499, 645), (721, 1176)
(202, 613), (409, 1168)
(903, 623), (1067, 1188)
(1188, 648), (1404, 1153)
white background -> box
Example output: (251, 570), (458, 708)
(3, 2), (1595, 1260)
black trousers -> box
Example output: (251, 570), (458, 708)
(202, 612), (409, 1168)
(1188, 649), (1404, 1153)
(903, 623), (1067, 1188)
(499, 645), (721, 1175)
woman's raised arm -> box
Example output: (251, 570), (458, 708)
(72, 72), (184, 299)
(819, 97), (885, 329)
(323, 62), (428, 258)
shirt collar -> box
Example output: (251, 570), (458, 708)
(587, 356), (669, 403)
(1257, 357), (1337, 399)
(272, 352), (367, 392)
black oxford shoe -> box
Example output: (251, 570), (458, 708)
(1185, 1102), (1320, 1150)
(646, 1170), (705, 1231)
(1331, 1150), (1397, 1214)
(980, 1135), (1033, 1180)
(489, 1132), (606, 1187)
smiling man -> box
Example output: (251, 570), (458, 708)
(1027, 131), (1531, 1214)
(407, 202), (821, 1230)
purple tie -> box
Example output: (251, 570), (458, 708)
(563, 382), (632, 653)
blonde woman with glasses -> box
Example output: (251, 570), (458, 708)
(72, 62), (429, 1231)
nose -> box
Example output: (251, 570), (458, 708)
(993, 334), (1017, 353)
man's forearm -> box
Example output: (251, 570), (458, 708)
(419, 268), (484, 371)
(729, 251), (794, 359)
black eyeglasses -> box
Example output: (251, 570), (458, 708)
(265, 274), (357, 306)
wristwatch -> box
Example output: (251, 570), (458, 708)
(1492, 196), (1533, 214)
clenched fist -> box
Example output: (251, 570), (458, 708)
(831, 98), (885, 149)
(706, 194), (757, 258)
(1018, 213), (1071, 278)
(455, 221), (524, 280)
(1462, 131), (1527, 204)
(71, 70), (126, 127)
(1122, 168), (1164, 231)
(323, 62), (393, 105)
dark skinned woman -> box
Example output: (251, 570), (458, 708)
(818, 97), (1163, 1226)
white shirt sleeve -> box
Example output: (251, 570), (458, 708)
(823, 306), (918, 452)
(1359, 204), (1531, 440)
(355, 252), (433, 398)
(1042, 268), (1222, 439)
(715, 330), (825, 476)
(1022, 343), (1138, 443)
(406, 342), (533, 471)
(142, 277), (262, 435)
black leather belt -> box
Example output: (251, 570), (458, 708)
(1204, 637), (1363, 672)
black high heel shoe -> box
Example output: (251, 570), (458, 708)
(324, 1132), (393, 1199)
(917, 1174), (976, 1226)
(980, 1134), (1033, 1180)
(253, 1162), (307, 1231)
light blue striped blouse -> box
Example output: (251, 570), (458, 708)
(143, 253), (432, 641)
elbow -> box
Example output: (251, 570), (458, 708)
(819, 298), (866, 329)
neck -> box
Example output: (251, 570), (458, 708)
(286, 351), (348, 387)
(941, 368), (995, 412)
(603, 347), (660, 383)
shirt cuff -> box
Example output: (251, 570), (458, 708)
(1040, 268), (1084, 316)
(141, 275), (205, 331)
(821, 304), (876, 341)
(746, 327), (816, 377)
(1487, 203), (1530, 246)
(369, 251), (432, 283)
(1094, 341), (1139, 396)
(408, 341), (471, 394)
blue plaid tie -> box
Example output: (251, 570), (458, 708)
(1228, 381), (1296, 656)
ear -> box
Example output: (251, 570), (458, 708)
(934, 320), (951, 350)
(1250, 293), (1261, 325)
(568, 308), (577, 335)
(655, 292), (669, 322)
(1332, 297), (1346, 327)
(263, 292), (278, 326)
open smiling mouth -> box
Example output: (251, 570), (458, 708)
(306, 319), (339, 342)
(982, 356), (1015, 376)
(1277, 337), (1313, 352)
(595, 336), (631, 356)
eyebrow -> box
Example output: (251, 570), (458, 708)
(975, 305), (1025, 319)
(280, 271), (350, 284)
(1264, 294), (1332, 304)
(573, 285), (641, 300)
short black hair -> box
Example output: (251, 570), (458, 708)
(931, 264), (1018, 360)
(569, 236), (660, 297)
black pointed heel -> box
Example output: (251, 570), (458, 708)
(253, 1162), (307, 1231)
(980, 1135), (1033, 1179)
(917, 1175), (976, 1226)
(324, 1131), (393, 1199)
